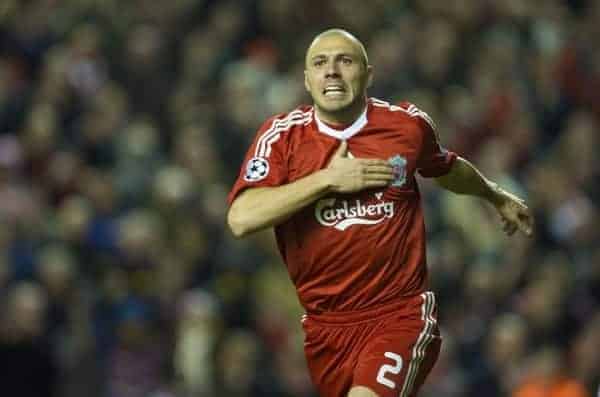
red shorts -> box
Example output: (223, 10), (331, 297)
(302, 292), (441, 397)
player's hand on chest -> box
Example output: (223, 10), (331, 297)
(289, 135), (416, 183)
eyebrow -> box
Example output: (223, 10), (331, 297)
(310, 53), (356, 60)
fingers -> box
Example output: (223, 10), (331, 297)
(334, 140), (348, 158)
(357, 161), (394, 182)
(517, 209), (534, 236)
(503, 219), (531, 237)
(502, 218), (518, 236)
(512, 201), (533, 236)
(327, 151), (395, 191)
(359, 158), (391, 167)
(365, 179), (392, 187)
(362, 165), (394, 174)
(362, 163), (394, 184)
(365, 174), (395, 183)
(501, 207), (534, 237)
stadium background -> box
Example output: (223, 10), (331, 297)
(0, 0), (598, 396)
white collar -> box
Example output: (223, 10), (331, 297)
(314, 105), (368, 140)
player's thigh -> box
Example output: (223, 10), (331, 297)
(348, 385), (380, 397)
(352, 324), (441, 397)
(303, 321), (358, 397)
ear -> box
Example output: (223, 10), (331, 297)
(366, 64), (374, 88)
(304, 70), (311, 93)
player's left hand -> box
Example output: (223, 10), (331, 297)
(493, 189), (534, 237)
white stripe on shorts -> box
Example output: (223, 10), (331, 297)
(399, 291), (436, 397)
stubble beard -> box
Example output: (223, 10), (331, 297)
(314, 93), (367, 124)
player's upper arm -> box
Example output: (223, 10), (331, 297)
(227, 109), (310, 205)
(402, 103), (456, 178)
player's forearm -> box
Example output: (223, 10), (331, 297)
(434, 156), (502, 205)
(227, 170), (334, 237)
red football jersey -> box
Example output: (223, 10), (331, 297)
(228, 98), (456, 314)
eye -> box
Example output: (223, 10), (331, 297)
(313, 59), (326, 67)
(341, 57), (353, 65)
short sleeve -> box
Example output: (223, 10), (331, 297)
(227, 114), (291, 205)
(411, 106), (457, 178)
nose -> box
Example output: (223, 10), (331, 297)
(325, 61), (340, 78)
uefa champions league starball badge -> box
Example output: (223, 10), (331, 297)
(389, 155), (407, 187)
(244, 156), (270, 182)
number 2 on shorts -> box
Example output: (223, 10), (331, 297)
(376, 352), (403, 389)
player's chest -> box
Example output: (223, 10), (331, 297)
(288, 129), (419, 182)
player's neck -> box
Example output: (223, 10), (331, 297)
(315, 98), (368, 127)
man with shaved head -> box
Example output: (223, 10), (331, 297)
(227, 29), (533, 397)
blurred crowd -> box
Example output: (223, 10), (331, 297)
(0, 0), (599, 396)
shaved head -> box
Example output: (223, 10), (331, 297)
(304, 28), (373, 124)
(306, 29), (369, 69)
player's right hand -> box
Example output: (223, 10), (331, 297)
(324, 140), (394, 193)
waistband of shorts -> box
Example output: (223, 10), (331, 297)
(303, 292), (431, 326)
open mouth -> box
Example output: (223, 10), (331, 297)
(323, 85), (346, 97)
